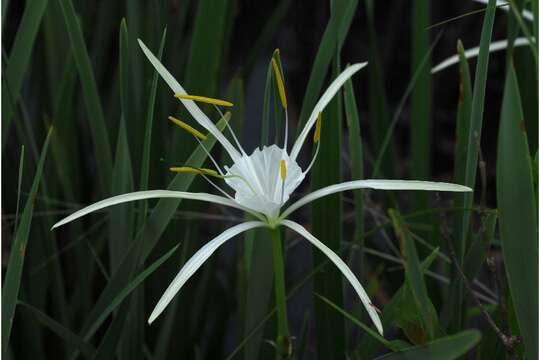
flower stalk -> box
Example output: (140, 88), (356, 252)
(270, 226), (290, 355)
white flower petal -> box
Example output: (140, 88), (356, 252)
(281, 219), (383, 335)
(224, 145), (304, 216)
(148, 221), (266, 324)
(472, 0), (533, 21)
(52, 190), (258, 229)
(431, 37), (531, 74)
(290, 62), (368, 161)
(281, 179), (472, 219)
(137, 39), (241, 161)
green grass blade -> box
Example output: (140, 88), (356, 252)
(1, 0), (47, 149)
(14, 146), (25, 234)
(19, 301), (96, 359)
(451, 0), (496, 332)
(364, 0), (396, 177)
(317, 294), (406, 352)
(2, 128), (53, 355)
(344, 78), (365, 279)
(296, 0), (357, 132)
(496, 65), (538, 360)
(388, 209), (435, 340)
(75, 117), (228, 345)
(110, 19), (135, 272)
(58, 0), (113, 190)
(310, 6), (350, 351)
(410, 0), (432, 181)
(373, 330), (481, 360)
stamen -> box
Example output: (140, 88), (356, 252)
(193, 136), (225, 176)
(170, 166), (204, 174)
(214, 106), (247, 156)
(271, 57), (287, 109)
(314, 112), (322, 143)
(168, 116), (207, 140)
(175, 94), (233, 107)
(304, 115), (322, 174)
(280, 160), (287, 180)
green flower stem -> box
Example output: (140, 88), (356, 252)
(270, 226), (289, 355)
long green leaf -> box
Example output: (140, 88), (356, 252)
(451, 0), (496, 332)
(373, 330), (481, 360)
(1, 0), (48, 149)
(58, 0), (113, 190)
(388, 209), (435, 340)
(2, 128), (53, 355)
(19, 301), (95, 359)
(496, 65), (538, 360)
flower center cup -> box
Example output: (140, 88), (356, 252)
(224, 145), (304, 219)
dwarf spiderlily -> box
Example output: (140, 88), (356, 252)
(52, 39), (472, 337)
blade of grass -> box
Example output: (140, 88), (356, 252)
(451, 0), (496, 332)
(364, 0), (396, 177)
(310, 2), (353, 354)
(73, 117), (228, 349)
(58, 0), (113, 191)
(14, 146), (25, 234)
(344, 78), (365, 280)
(388, 209), (435, 340)
(2, 128), (53, 355)
(19, 301), (95, 359)
(317, 294), (407, 352)
(1, 0), (48, 150)
(410, 0), (432, 181)
(496, 65), (538, 360)
(296, 0), (357, 133)
(373, 330), (481, 360)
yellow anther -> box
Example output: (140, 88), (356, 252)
(314, 112), (322, 143)
(175, 94), (234, 107)
(169, 166), (203, 174)
(280, 160), (287, 180)
(169, 166), (219, 177)
(168, 116), (207, 140)
(271, 58), (287, 109)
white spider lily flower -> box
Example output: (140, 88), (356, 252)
(52, 39), (473, 336)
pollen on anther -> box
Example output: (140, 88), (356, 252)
(175, 94), (233, 107)
(314, 113), (322, 143)
(271, 58), (287, 109)
(280, 160), (287, 180)
(168, 116), (207, 140)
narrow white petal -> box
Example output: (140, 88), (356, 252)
(472, 0), (534, 21)
(52, 190), (256, 229)
(281, 219), (383, 335)
(137, 39), (241, 161)
(431, 37), (531, 74)
(148, 221), (266, 324)
(290, 62), (368, 161)
(281, 179), (472, 219)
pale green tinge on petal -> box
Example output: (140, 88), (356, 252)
(137, 39), (241, 161)
(290, 62), (368, 160)
(51, 190), (253, 229)
(148, 221), (266, 324)
(281, 179), (472, 219)
(431, 37), (531, 74)
(281, 219), (384, 335)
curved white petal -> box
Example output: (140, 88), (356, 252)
(290, 62), (368, 161)
(431, 37), (531, 74)
(148, 221), (266, 324)
(281, 179), (472, 219)
(281, 219), (383, 335)
(138, 39), (241, 161)
(52, 190), (259, 229)
(472, 0), (533, 21)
